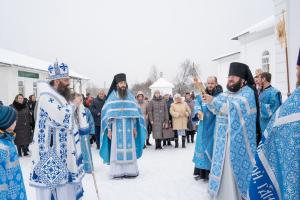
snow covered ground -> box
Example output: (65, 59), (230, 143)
(20, 139), (210, 200)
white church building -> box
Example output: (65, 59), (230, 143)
(0, 48), (89, 105)
(213, 0), (300, 98)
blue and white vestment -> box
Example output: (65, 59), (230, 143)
(100, 90), (147, 178)
(249, 87), (300, 200)
(207, 86), (257, 200)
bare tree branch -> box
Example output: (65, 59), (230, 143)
(174, 59), (201, 95)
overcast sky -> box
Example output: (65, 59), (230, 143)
(0, 0), (273, 87)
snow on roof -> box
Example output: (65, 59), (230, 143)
(149, 78), (174, 89)
(0, 48), (89, 80)
(212, 51), (240, 61)
(231, 16), (275, 40)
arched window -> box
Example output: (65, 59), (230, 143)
(262, 50), (270, 72)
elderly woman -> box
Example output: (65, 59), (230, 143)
(170, 94), (191, 148)
(148, 90), (169, 150)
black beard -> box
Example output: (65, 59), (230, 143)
(57, 82), (71, 101)
(227, 79), (242, 93)
(117, 87), (127, 99)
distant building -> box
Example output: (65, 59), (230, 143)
(149, 72), (174, 97)
(212, 51), (241, 88)
(213, 0), (300, 98)
(0, 48), (89, 105)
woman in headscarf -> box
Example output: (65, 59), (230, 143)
(148, 90), (169, 150)
(170, 94), (191, 148)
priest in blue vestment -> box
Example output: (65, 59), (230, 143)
(100, 73), (147, 179)
(249, 48), (300, 200)
(202, 62), (260, 200)
(258, 72), (282, 132)
(192, 76), (223, 181)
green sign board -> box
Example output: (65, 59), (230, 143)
(18, 70), (39, 79)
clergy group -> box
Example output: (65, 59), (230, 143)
(0, 48), (299, 200)
(192, 49), (300, 200)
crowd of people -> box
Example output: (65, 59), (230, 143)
(0, 49), (299, 200)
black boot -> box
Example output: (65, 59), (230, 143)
(187, 134), (191, 143)
(194, 167), (200, 176)
(175, 139), (178, 148)
(204, 170), (210, 181)
(163, 140), (167, 146)
(90, 135), (95, 144)
(191, 133), (195, 143)
(157, 139), (162, 149)
(199, 169), (210, 180)
(155, 139), (162, 150)
(22, 146), (29, 156)
(182, 136), (186, 148)
(146, 138), (152, 146)
(17, 146), (22, 157)
(194, 167), (201, 180)
(167, 139), (172, 146)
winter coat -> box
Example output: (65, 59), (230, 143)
(89, 96), (106, 126)
(27, 100), (36, 114)
(185, 99), (196, 131)
(170, 101), (191, 131)
(27, 100), (36, 130)
(165, 97), (174, 122)
(10, 101), (32, 146)
(148, 96), (169, 139)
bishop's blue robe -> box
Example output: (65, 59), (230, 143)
(192, 95), (217, 171)
(249, 87), (300, 200)
(259, 85), (282, 132)
(207, 85), (257, 199)
(0, 131), (27, 200)
(100, 90), (146, 177)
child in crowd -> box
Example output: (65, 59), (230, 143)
(0, 106), (27, 200)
